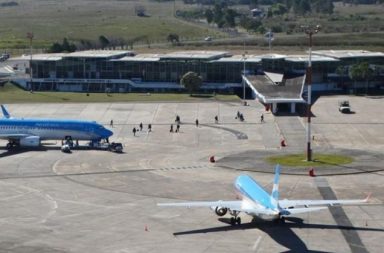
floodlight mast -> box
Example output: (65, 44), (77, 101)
(27, 32), (34, 91)
(242, 42), (247, 104)
(302, 25), (320, 162)
(243, 53), (246, 103)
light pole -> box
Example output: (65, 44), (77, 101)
(302, 25), (320, 161)
(243, 51), (247, 105)
(27, 32), (34, 91)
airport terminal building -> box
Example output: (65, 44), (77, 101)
(12, 49), (384, 113)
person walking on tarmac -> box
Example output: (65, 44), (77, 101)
(139, 122), (143, 131)
(132, 127), (137, 136)
(170, 124), (174, 133)
(260, 114), (264, 123)
(176, 124), (180, 133)
(195, 119), (199, 127)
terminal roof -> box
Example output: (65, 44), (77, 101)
(16, 53), (66, 61)
(65, 50), (134, 59)
(312, 50), (384, 59)
(245, 74), (306, 103)
(260, 53), (287, 60)
(161, 51), (230, 60)
(285, 55), (339, 62)
(212, 55), (262, 63)
(112, 54), (162, 62)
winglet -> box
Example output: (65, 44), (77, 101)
(1, 105), (10, 119)
(364, 193), (372, 202)
(271, 164), (280, 205)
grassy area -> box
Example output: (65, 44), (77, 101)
(266, 154), (354, 167)
(1, 1), (382, 51)
(0, 0), (224, 49)
(0, 83), (239, 103)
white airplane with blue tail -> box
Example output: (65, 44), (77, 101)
(158, 165), (370, 225)
(0, 105), (113, 149)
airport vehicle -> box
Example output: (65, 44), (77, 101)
(158, 165), (369, 225)
(61, 144), (71, 153)
(109, 142), (123, 153)
(339, 100), (351, 113)
(0, 105), (113, 149)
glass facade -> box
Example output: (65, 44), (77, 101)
(29, 51), (384, 93)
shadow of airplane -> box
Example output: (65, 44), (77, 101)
(173, 217), (383, 253)
(0, 145), (63, 158)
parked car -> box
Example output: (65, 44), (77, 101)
(204, 36), (212, 41)
(339, 100), (351, 113)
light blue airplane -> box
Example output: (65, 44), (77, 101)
(0, 105), (113, 149)
(158, 165), (370, 225)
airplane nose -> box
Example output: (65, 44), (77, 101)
(105, 128), (113, 138)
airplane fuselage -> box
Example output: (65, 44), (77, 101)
(0, 118), (113, 141)
(235, 174), (280, 219)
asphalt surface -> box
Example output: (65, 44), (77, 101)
(0, 96), (383, 253)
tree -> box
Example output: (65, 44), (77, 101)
(336, 65), (348, 90)
(293, 0), (310, 15)
(213, 4), (224, 26)
(99, 35), (110, 49)
(312, 0), (334, 14)
(224, 9), (237, 27)
(167, 33), (180, 45)
(239, 16), (262, 32)
(205, 9), (214, 23)
(349, 62), (374, 94)
(62, 38), (71, 52)
(269, 3), (288, 16)
(249, 0), (259, 8)
(180, 71), (202, 94)
(48, 42), (63, 53)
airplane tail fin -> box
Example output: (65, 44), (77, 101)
(1, 105), (10, 119)
(271, 164), (280, 206)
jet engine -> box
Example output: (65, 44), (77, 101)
(214, 206), (228, 216)
(19, 136), (41, 147)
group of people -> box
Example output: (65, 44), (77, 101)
(236, 111), (245, 122)
(110, 111), (264, 137)
(132, 123), (151, 136)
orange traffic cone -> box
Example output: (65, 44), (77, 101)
(309, 168), (316, 177)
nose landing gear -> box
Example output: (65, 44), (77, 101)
(229, 210), (241, 225)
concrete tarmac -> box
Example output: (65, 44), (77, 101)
(0, 96), (383, 253)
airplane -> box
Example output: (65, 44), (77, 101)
(0, 104), (113, 149)
(158, 165), (370, 225)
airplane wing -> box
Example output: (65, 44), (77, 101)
(158, 200), (244, 212)
(158, 200), (279, 216)
(279, 195), (370, 209)
(0, 134), (30, 139)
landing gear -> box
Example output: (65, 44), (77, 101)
(6, 141), (18, 150)
(64, 136), (73, 147)
(274, 216), (285, 224)
(229, 210), (241, 225)
(230, 216), (241, 225)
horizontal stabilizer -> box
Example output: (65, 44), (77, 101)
(279, 196), (369, 209)
(158, 200), (242, 210)
(283, 207), (327, 215)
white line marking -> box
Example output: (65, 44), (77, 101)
(252, 236), (262, 251)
